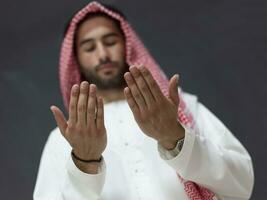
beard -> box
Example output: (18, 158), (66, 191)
(79, 60), (128, 90)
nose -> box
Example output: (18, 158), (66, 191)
(97, 43), (109, 61)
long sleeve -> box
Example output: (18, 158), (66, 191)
(33, 128), (106, 200)
(158, 93), (254, 200)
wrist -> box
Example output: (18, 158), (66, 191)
(159, 139), (179, 150)
(158, 122), (185, 150)
(71, 151), (102, 174)
(72, 157), (101, 174)
(72, 150), (102, 162)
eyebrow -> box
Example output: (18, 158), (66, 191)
(79, 33), (120, 46)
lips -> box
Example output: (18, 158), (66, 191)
(98, 63), (117, 72)
(100, 63), (115, 69)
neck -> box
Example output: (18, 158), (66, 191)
(98, 87), (125, 104)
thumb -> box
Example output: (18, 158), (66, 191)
(50, 105), (67, 137)
(168, 74), (180, 106)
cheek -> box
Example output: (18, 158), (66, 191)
(78, 52), (97, 68)
(111, 45), (125, 61)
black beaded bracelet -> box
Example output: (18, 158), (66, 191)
(71, 150), (102, 163)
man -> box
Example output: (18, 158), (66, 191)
(34, 1), (254, 200)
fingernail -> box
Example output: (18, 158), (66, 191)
(129, 65), (135, 70)
(124, 72), (132, 81)
(50, 106), (54, 113)
(72, 84), (78, 89)
(90, 84), (95, 92)
(176, 74), (179, 83)
(140, 65), (146, 71)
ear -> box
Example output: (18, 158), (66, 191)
(168, 74), (179, 106)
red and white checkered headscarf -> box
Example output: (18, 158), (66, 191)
(59, 1), (216, 199)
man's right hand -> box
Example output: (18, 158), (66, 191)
(50, 81), (107, 173)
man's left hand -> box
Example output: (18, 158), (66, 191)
(124, 65), (185, 150)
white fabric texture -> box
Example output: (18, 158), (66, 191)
(33, 91), (254, 200)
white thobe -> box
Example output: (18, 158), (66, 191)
(33, 92), (254, 200)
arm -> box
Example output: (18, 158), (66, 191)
(34, 82), (107, 199)
(158, 93), (254, 199)
(123, 65), (254, 199)
(33, 129), (106, 200)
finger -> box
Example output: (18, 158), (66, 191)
(96, 96), (104, 129)
(69, 84), (79, 125)
(139, 65), (164, 101)
(129, 65), (155, 107)
(124, 87), (140, 117)
(87, 84), (97, 130)
(77, 81), (89, 126)
(50, 105), (67, 136)
(168, 74), (180, 106)
(124, 72), (146, 109)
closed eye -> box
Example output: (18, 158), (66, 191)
(105, 41), (117, 46)
(104, 36), (118, 46)
(85, 46), (95, 52)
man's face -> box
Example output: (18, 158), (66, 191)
(75, 16), (127, 89)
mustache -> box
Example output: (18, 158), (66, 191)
(95, 60), (117, 71)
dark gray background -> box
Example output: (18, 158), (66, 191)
(0, 0), (266, 199)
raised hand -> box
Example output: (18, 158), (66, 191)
(50, 81), (107, 172)
(123, 65), (185, 150)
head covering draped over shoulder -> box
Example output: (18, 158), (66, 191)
(59, 2), (215, 199)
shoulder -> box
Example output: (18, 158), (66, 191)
(179, 87), (199, 115)
(180, 89), (198, 104)
(179, 88), (219, 121)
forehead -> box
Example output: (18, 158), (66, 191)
(76, 16), (122, 41)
